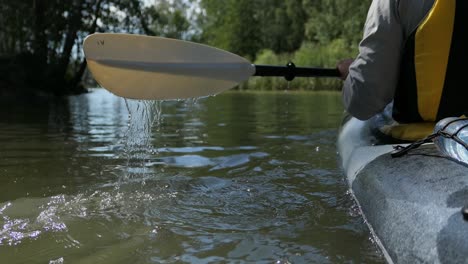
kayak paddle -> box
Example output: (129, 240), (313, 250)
(83, 33), (340, 100)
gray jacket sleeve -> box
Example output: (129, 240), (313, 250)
(342, 0), (404, 120)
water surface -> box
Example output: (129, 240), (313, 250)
(0, 89), (384, 263)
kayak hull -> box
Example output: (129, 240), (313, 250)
(338, 117), (468, 263)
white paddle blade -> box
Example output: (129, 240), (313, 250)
(83, 33), (255, 100)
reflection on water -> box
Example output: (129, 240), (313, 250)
(0, 89), (384, 263)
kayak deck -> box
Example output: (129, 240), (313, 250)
(338, 117), (468, 263)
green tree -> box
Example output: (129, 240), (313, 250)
(304, 0), (370, 48)
(258, 0), (307, 54)
(199, 0), (307, 58)
(145, 0), (191, 39)
(199, 0), (261, 60)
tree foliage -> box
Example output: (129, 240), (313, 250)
(199, 0), (308, 60)
(258, 0), (307, 54)
(198, 0), (261, 60)
(304, 0), (370, 48)
(0, 0), (191, 97)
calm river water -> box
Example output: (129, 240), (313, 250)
(0, 89), (384, 263)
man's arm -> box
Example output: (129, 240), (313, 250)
(341, 0), (404, 120)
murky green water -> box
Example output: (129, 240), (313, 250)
(0, 89), (384, 263)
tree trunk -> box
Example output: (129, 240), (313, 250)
(131, 0), (155, 35)
(33, 0), (47, 67)
(71, 0), (103, 89)
(57, 0), (84, 85)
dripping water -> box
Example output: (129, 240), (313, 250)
(118, 99), (163, 184)
(117, 97), (200, 185)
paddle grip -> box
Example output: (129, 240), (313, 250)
(254, 63), (340, 81)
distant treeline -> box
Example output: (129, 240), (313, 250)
(197, 0), (371, 90)
(0, 0), (370, 97)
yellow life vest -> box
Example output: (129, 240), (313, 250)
(385, 0), (467, 141)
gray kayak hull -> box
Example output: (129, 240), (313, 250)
(338, 117), (468, 263)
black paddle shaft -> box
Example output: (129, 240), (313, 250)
(254, 62), (340, 81)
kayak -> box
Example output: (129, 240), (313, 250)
(338, 116), (468, 263)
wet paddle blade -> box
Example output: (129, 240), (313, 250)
(83, 33), (255, 100)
